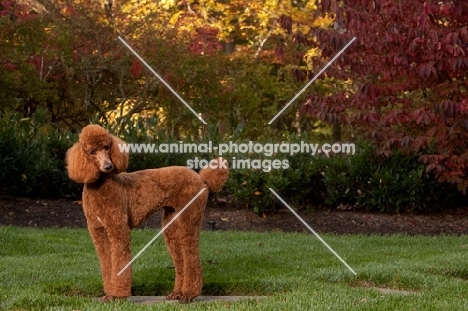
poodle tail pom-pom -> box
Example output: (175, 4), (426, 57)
(199, 157), (229, 193)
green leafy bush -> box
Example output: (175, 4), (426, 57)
(0, 108), (79, 198)
(110, 117), (193, 171)
(227, 142), (464, 214)
(317, 143), (464, 212)
(0, 113), (463, 212)
(227, 157), (326, 214)
(225, 136), (328, 214)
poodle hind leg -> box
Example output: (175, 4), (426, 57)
(167, 202), (206, 302)
(162, 207), (185, 300)
(163, 225), (203, 303)
(179, 232), (203, 303)
(177, 195), (207, 303)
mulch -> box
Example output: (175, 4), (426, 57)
(1, 197), (468, 235)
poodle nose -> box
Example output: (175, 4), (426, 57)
(103, 162), (114, 171)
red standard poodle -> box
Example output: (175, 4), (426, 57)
(66, 124), (229, 303)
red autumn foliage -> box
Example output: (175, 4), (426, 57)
(130, 59), (143, 78)
(282, 0), (468, 192)
(189, 27), (222, 56)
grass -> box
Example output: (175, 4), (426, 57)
(1, 226), (468, 310)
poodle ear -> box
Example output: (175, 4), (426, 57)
(110, 135), (129, 173)
(66, 143), (100, 183)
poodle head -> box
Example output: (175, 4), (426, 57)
(66, 124), (129, 183)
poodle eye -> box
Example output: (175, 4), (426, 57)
(104, 145), (110, 151)
(89, 149), (97, 155)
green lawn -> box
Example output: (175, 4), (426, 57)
(1, 226), (468, 310)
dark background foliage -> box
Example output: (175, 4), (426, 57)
(0, 0), (466, 213)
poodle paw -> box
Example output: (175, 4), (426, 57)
(166, 292), (182, 300)
(178, 295), (197, 304)
(100, 295), (128, 302)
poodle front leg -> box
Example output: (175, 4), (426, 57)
(107, 225), (133, 299)
(87, 225), (113, 295)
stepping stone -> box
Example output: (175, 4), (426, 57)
(128, 296), (265, 305)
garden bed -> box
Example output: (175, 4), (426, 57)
(1, 197), (467, 235)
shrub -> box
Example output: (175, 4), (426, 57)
(111, 117), (193, 171)
(227, 142), (464, 214)
(227, 154), (327, 214)
(0, 108), (79, 198)
(225, 136), (328, 214)
(318, 143), (465, 212)
(0, 113), (463, 212)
